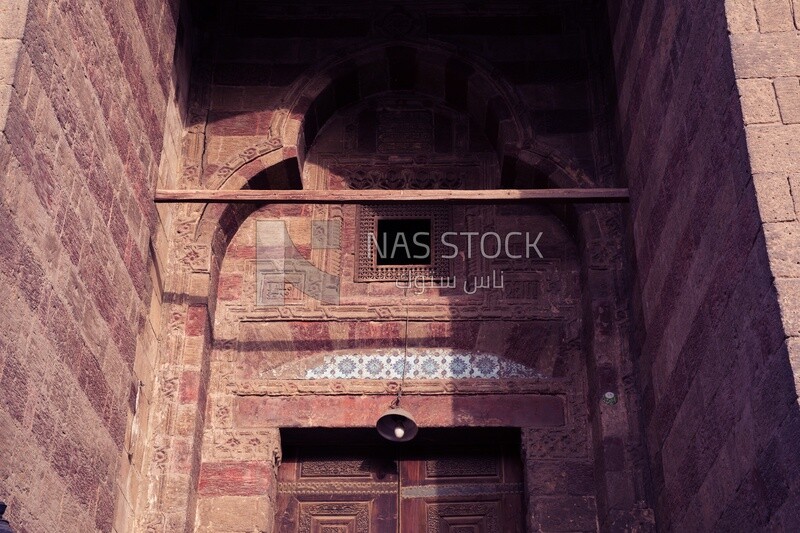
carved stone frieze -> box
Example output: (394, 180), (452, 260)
(179, 244), (211, 273)
(206, 138), (283, 188)
(335, 166), (469, 190)
(235, 304), (570, 322)
(173, 214), (202, 248)
(229, 378), (567, 397)
(317, 147), (494, 184)
(207, 429), (280, 462)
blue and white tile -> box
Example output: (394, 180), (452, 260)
(304, 348), (543, 380)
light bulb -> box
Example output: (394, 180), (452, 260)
(393, 424), (405, 439)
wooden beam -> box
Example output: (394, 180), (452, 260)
(154, 188), (629, 204)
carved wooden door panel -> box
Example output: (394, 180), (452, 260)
(399, 437), (525, 533)
(276, 445), (399, 533)
(276, 429), (524, 533)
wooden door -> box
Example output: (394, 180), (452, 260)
(275, 429), (524, 533)
(275, 443), (399, 533)
(399, 429), (525, 533)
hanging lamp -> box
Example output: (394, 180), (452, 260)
(376, 307), (418, 442)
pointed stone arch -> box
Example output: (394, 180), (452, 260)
(156, 37), (639, 533)
(272, 40), (533, 169)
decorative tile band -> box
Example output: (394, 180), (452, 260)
(304, 349), (543, 380)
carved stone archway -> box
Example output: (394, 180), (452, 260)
(139, 39), (652, 533)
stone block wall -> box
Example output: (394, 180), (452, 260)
(610, 0), (800, 529)
(727, 0), (800, 528)
(0, 0), (184, 531)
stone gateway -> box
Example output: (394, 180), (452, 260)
(0, 1), (799, 532)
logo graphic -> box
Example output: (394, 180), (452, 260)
(256, 219), (546, 304)
(256, 220), (341, 305)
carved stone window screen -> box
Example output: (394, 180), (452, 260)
(356, 204), (451, 282)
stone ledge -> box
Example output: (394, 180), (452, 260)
(233, 393), (566, 428)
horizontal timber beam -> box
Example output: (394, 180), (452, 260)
(154, 188), (629, 204)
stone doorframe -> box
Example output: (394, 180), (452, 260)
(136, 41), (655, 533)
(195, 384), (567, 533)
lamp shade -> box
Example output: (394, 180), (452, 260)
(376, 406), (418, 442)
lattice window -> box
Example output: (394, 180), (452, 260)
(355, 204), (451, 282)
